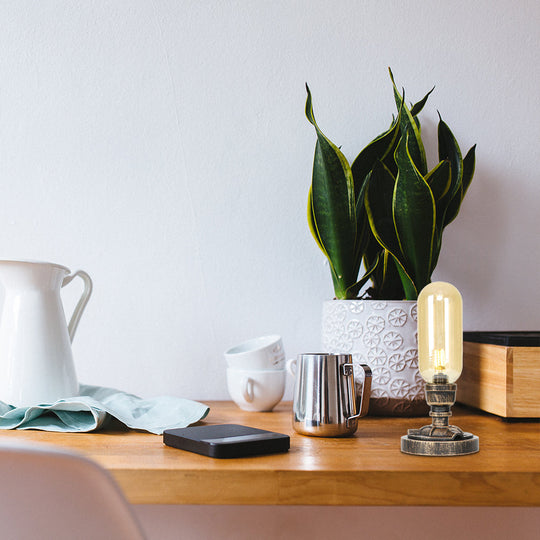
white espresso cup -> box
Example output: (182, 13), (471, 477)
(224, 335), (285, 370)
(226, 368), (286, 412)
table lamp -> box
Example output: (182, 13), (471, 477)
(401, 281), (479, 456)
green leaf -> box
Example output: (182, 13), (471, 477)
(351, 109), (401, 199)
(461, 144), (476, 200)
(440, 147), (475, 229)
(393, 131), (436, 291)
(345, 251), (381, 299)
(438, 116), (463, 198)
(364, 161), (402, 262)
(388, 68), (428, 175)
(307, 187), (328, 256)
(366, 249), (406, 300)
(306, 85), (357, 298)
(364, 159), (419, 298)
(308, 187), (345, 289)
(431, 144), (475, 274)
(352, 173), (373, 277)
(426, 160), (451, 275)
(425, 160), (451, 202)
(395, 262), (418, 300)
(365, 162), (414, 298)
(410, 85), (435, 116)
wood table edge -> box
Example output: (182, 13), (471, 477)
(113, 468), (540, 506)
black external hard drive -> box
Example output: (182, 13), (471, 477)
(163, 424), (290, 458)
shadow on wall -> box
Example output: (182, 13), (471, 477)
(437, 160), (540, 330)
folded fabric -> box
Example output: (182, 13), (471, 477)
(0, 384), (209, 434)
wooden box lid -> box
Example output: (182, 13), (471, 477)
(464, 331), (540, 347)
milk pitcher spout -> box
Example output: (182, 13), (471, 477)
(0, 260), (92, 407)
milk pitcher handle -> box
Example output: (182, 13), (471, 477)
(342, 363), (372, 426)
(62, 270), (93, 342)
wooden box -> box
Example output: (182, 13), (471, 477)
(458, 332), (540, 418)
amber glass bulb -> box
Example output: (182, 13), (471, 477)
(418, 281), (463, 384)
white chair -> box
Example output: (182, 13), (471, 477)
(0, 440), (146, 540)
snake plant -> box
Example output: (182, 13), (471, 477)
(306, 69), (475, 300)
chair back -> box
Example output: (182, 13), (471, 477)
(0, 440), (146, 540)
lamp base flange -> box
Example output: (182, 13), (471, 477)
(400, 433), (479, 456)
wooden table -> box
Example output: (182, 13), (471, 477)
(1, 401), (539, 506)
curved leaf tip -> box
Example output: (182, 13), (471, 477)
(305, 84), (315, 126)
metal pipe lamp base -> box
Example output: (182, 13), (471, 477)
(401, 431), (479, 456)
(400, 382), (480, 456)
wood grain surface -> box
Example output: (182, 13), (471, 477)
(1, 401), (539, 506)
(459, 342), (540, 417)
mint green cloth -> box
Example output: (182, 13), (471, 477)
(0, 384), (209, 434)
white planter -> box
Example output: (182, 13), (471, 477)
(322, 299), (428, 416)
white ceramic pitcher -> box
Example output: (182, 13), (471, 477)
(0, 260), (92, 407)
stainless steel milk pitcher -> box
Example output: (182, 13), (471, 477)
(289, 353), (372, 437)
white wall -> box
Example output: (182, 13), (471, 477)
(0, 0), (539, 401)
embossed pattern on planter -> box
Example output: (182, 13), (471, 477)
(322, 299), (427, 416)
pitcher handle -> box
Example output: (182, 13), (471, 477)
(342, 363), (372, 426)
(62, 270), (93, 342)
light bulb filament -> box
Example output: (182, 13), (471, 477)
(431, 349), (447, 372)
